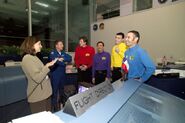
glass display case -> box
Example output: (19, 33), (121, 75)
(109, 84), (185, 123)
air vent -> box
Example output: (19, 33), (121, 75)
(102, 10), (120, 19)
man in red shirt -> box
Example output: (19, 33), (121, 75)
(74, 36), (95, 84)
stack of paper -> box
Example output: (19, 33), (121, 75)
(11, 111), (64, 123)
(155, 69), (185, 78)
(175, 61), (185, 65)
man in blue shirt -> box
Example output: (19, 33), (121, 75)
(92, 41), (111, 85)
(49, 40), (72, 112)
(122, 30), (156, 82)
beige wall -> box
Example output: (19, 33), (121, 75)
(91, 2), (185, 63)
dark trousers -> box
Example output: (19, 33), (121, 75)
(50, 74), (65, 106)
(95, 70), (107, 85)
(111, 67), (122, 82)
(77, 67), (92, 83)
(29, 97), (51, 114)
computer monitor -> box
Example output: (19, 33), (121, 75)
(78, 86), (89, 93)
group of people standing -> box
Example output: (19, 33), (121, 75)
(75, 31), (155, 85)
(74, 32), (127, 85)
(20, 30), (156, 114)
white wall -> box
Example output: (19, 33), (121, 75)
(153, 0), (185, 8)
(91, 2), (185, 63)
(120, 0), (132, 16)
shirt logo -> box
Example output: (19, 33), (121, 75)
(130, 56), (134, 60)
(102, 57), (106, 60)
(85, 53), (90, 57)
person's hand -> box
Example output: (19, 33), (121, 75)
(105, 77), (109, 81)
(92, 78), (95, 84)
(82, 65), (88, 71)
(46, 58), (58, 67)
(134, 78), (142, 82)
(58, 57), (64, 62)
(80, 65), (87, 71)
(120, 77), (124, 81)
(115, 47), (120, 53)
(79, 65), (84, 71)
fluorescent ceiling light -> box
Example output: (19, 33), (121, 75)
(25, 9), (39, 14)
(32, 10), (39, 14)
(25, 9), (49, 15)
(35, 1), (49, 7)
(53, 0), (59, 1)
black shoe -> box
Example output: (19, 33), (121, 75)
(52, 104), (60, 113)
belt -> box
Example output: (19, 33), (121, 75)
(134, 77), (140, 79)
(95, 70), (107, 74)
(113, 67), (121, 70)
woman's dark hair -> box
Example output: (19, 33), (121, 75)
(79, 36), (88, 44)
(97, 41), (104, 46)
(20, 36), (40, 55)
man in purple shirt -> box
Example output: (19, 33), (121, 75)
(92, 41), (111, 85)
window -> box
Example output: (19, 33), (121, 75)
(68, 0), (90, 52)
(0, 0), (28, 46)
(0, 0), (91, 54)
(95, 0), (120, 21)
(133, 0), (153, 12)
(31, 0), (65, 49)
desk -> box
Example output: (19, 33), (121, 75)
(0, 55), (22, 65)
(0, 66), (30, 123)
(0, 66), (27, 106)
(0, 67), (77, 123)
(109, 84), (185, 123)
(145, 65), (185, 100)
(55, 80), (185, 123)
(145, 76), (185, 100)
(55, 80), (143, 123)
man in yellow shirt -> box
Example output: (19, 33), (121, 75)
(111, 32), (127, 82)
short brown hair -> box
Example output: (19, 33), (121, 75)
(79, 36), (88, 44)
(128, 30), (140, 43)
(97, 41), (104, 46)
(20, 36), (40, 55)
(116, 32), (124, 39)
(54, 40), (63, 46)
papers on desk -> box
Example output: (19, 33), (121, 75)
(154, 69), (185, 78)
(175, 61), (185, 65)
(11, 111), (64, 123)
